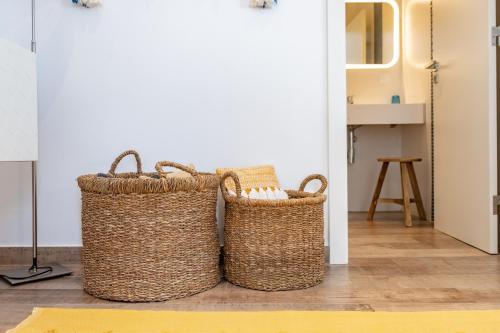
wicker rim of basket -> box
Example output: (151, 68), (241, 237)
(220, 171), (327, 207)
(77, 150), (219, 194)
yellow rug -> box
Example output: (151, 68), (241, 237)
(8, 308), (500, 333)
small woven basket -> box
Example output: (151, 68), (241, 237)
(220, 172), (328, 291)
(77, 150), (221, 302)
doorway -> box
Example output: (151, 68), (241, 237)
(345, 0), (499, 255)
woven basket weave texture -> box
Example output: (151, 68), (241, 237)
(77, 150), (220, 302)
(220, 171), (327, 291)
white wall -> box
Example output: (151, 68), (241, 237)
(348, 125), (403, 212)
(0, 0), (330, 246)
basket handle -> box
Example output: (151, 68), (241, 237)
(108, 150), (143, 177)
(220, 171), (242, 200)
(298, 174), (328, 194)
(155, 161), (199, 178)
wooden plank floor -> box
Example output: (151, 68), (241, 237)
(1, 212), (500, 331)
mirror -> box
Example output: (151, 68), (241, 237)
(346, 0), (400, 69)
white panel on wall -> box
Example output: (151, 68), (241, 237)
(0, 38), (38, 162)
(0, 0), (34, 246)
(0, 0), (328, 246)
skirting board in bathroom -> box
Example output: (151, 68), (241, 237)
(0, 247), (331, 265)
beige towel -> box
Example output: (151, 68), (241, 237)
(216, 165), (280, 192)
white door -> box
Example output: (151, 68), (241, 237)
(434, 0), (498, 253)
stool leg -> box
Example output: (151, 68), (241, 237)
(368, 162), (389, 221)
(406, 162), (427, 221)
(400, 163), (413, 227)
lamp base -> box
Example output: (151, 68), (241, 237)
(0, 263), (72, 286)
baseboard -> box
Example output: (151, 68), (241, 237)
(0, 247), (81, 265)
(1, 246), (330, 265)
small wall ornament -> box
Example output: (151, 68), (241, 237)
(72, 0), (101, 8)
(250, 0), (278, 8)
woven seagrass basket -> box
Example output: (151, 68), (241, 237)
(220, 171), (327, 291)
(77, 150), (221, 302)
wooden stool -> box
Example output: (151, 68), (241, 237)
(368, 157), (427, 227)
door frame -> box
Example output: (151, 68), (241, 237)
(327, 0), (349, 264)
(497, 0), (500, 253)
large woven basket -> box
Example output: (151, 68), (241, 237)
(220, 172), (328, 291)
(77, 150), (221, 302)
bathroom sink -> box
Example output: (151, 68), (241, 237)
(347, 103), (425, 125)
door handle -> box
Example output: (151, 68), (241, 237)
(426, 60), (441, 71)
(492, 26), (500, 46)
(493, 195), (500, 215)
(426, 60), (441, 84)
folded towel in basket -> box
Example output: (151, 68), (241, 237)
(217, 165), (288, 200)
(227, 187), (288, 200)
